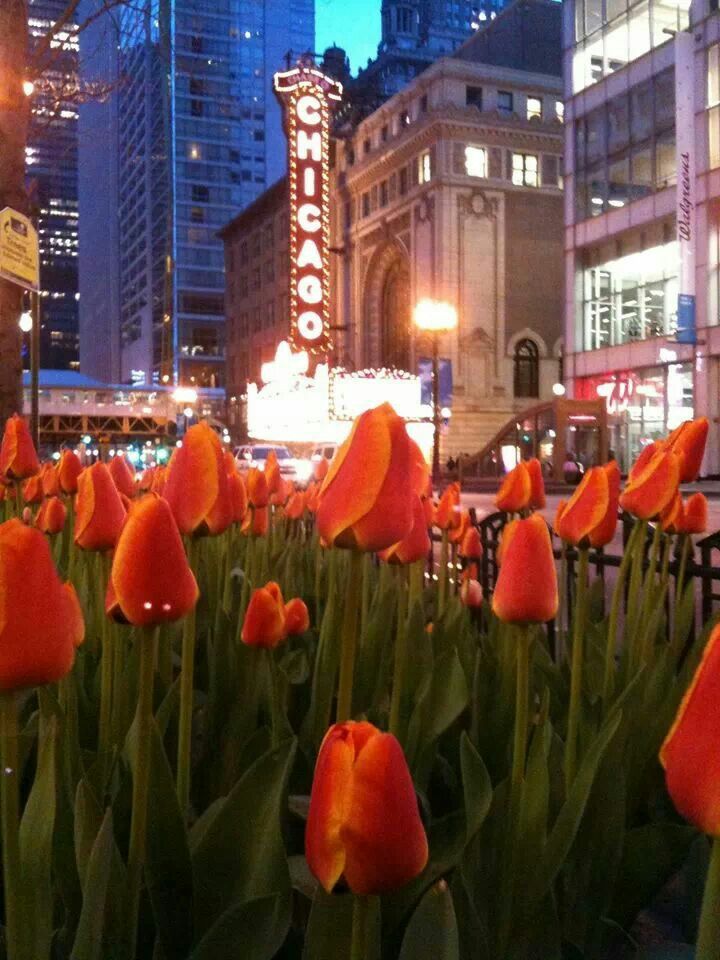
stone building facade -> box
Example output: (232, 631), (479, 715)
(331, 0), (566, 455)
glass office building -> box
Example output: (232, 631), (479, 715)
(79, 0), (314, 388)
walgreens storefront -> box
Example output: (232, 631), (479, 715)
(576, 361), (693, 473)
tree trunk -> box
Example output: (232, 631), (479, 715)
(0, 0), (29, 423)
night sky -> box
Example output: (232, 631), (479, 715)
(315, 0), (381, 75)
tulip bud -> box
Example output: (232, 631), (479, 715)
(75, 463), (127, 551)
(660, 622), (720, 835)
(628, 440), (663, 482)
(317, 403), (414, 552)
(39, 460), (60, 498)
(665, 417), (709, 483)
(554, 466), (609, 546)
(679, 492), (708, 535)
(492, 514), (558, 623)
(106, 494), (199, 626)
(247, 467), (269, 508)
(460, 578), (483, 608)
(0, 519), (83, 689)
(108, 453), (136, 499)
(36, 496), (67, 535)
(285, 490), (305, 520)
(379, 495), (431, 565)
(285, 597), (310, 635)
(588, 461), (620, 548)
(228, 470), (248, 524)
(241, 583), (287, 648)
(434, 482), (461, 531)
(306, 721), (428, 895)
(242, 504), (268, 537)
(57, 449), (82, 494)
(164, 422), (232, 536)
(459, 525), (482, 560)
(526, 458), (546, 510)
(620, 449), (680, 520)
(264, 449), (282, 497)
(22, 474), (44, 505)
(0, 414), (39, 480)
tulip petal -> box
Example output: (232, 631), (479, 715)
(492, 514), (558, 623)
(164, 423), (221, 535)
(305, 728), (355, 892)
(555, 466), (609, 545)
(620, 450), (680, 520)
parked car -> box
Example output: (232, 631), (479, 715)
(234, 443), (313, 485)
(310, 442), (338, 464)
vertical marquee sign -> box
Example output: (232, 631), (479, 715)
(274, 61), (342, 355)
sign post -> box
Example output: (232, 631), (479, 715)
(0, 208), (41, 447)
(675, 32), (696, 345)
(274, 61), (342, 357)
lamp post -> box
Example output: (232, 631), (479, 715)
(413, 299), (458, 489)
(19, 297), (40, 450)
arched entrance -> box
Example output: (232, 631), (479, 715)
(363, 241), (411, 369)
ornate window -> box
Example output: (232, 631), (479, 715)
(513, 338), (539, 398)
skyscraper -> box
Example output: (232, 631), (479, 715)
(79, 0), (314, 388)
(27, 0), (80, 370)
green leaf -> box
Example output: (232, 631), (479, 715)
(527, 709), (622, 904)
(302, 889), (353, 960)
(188, 892), (291, 960)
(460, 733), (492, 841)
(74, 779), (104, 893)
(127, 716), (194, 959)
(407, 648), (469, 783)
(19, 715), (57, 960)
(71, 810), (122, 960)
(399, 881), (460, 960)
(191, 738), (296, 937)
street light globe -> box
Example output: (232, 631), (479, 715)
(413, 298), (458, 333)
(173, 386), (198, 405)
(183, 406), (194, 418)
(22, 80), (34, 97)
(552, 382), (566, 397)
(18, 312), (32, 333)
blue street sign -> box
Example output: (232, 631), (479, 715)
(676, 293), (696, 344)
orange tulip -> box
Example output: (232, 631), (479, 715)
(313, 457), (329, 482)
(247, 467), (270, 508)
(36, 496), (67, 535)
(660, 491), (684, 534)
(22, 474), (44, 505)
(526, 458), (546, 509)
(665, 417), (709, 483)
(448, 509), (471, 546)
(285, 597), (310, 635)
(0, 519), (83, 690)
(39, 461), (60, 498)
(108, 453), (136, 499)
(305, 481), (320, 514)
(678, 492), (708, 535)
(241, 582), (287, 648)
(56, 449), (82, 494)
(306, 721), (428, 895)
(0, 414), (39, 480)
(285, 490), (306, 520)
(588, 460), (621, 548)
(75, 463), (127, 551)
(620, 449), (680, 520)
(264, 449), (283, 498)
(317, 403), (414, 552)
(242, 504), (268, 537)
(434, 482), (461, 531)
(408, 438), (430, 496)
(139, 467), (154, 492)
(228, 471), (248, 524)
(492, 514), (558, 623)
(660, 623), (720, 835)
(106, 494), (199, 626)
(270, 477), (292, 507)
(555, 466), (609, 546)
(378, 495), (431, 565)
(495, 462), (531, 513)
(150, 464), (167, 495)
(460, 578), (483, 608)
(164, 421), (232, 536)
(460, 525), (482, 559)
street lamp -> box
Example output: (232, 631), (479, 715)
(414, 298), (458, 488)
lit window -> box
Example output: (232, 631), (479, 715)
(527, 97), (542, 121)
(512, 153), (538, 187)
(418, 150), (432, 184)
(188, 143), (201, 160)
(464, 145), (487, 178)
(497, 90), (513, 114)
(555, 100), (565, 122)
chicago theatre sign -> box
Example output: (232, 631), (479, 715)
(274, 61), (342, 355)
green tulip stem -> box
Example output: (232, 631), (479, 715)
(639, 522), (662, 639)
(336, 549), (364, 723)
(0, 692), (22, 960)
(98, 553), (114, 764)
(625, 519), (648, 669)
(176, 537), (199, 817)
(558, 542), (567, 652)
(126, 626), (157, 956)
(266, 648), (282, 748)
(511, 624), (532, 790)
(565, 546), (589, 788)
(602, 518), (642, 711)
(697, 837), (720, 959)
(672, 534), (692, 655)
(438, 529), (449, 618)
(389, 566), (409, 739)
(350, 895), (371, 960)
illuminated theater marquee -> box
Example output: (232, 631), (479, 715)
(274, 63), (342, 355)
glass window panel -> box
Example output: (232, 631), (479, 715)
(575, 118), (587, 171)
(656, 129), (676, 187)
(585, 0), (603, 35)
(607, 0), (628, 19)
(587, 34), (605, 85)
(630, 142), (653, 198)
(652, 0), (680, 46)
(608, 94), (630, 153)
(709, 105), (720, 169)
(630, 80), (653, 143)
(708, 45), (720, 107)
(628, 1), (651, 60)
(605, 16), (629, 73)
(654, 68), (675, 130)
(586, 161), (607, 214)
(608, 153), (630, 207)
(586, 107), (607, 163)
(575, 0), (586, 41)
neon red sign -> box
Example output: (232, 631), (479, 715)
(274, 63), (342, 355)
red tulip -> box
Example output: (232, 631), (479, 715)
(555, 467), (609, 546)
(526, 458), (546, 509)
(660, 623), (720, 835)
(228, 471), (248, 524)
(242, 505), (269, 537)
(0, 414), (39, 480)
(460, 578), (483, 608)
(313, 457), (329, 482)
(108, 453), (136, 499)
(106, 494), (199, 626)
(285, 597), (310, 635)
(75, 463), (127, 551)
(588, 460), (621, 548)
(459, 525), (482, 560)
(495, 462), (531, 513)
(36, 496), (67, 535)
(241, 582), (287, 648)
(660, 491), (684, 534)
(39, 461), (60, 498)
(629, 441), (662, 482)
(56, 449), (82, 494)
(0, 519), (83, 690)
(285, 491), (306, 520)
(678, 492), (708, 535)
(620, 449), (680, 520)
(22, 474), (44, 505)
(378, 495), (431, 565)
(164, 422), (232, 536)
(306, 721), (428, 894)
(247, 467), (269, 508)
(434, 482), (461, 531)
(492, 514), (558, 623)
(665, 417), (709, 482)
